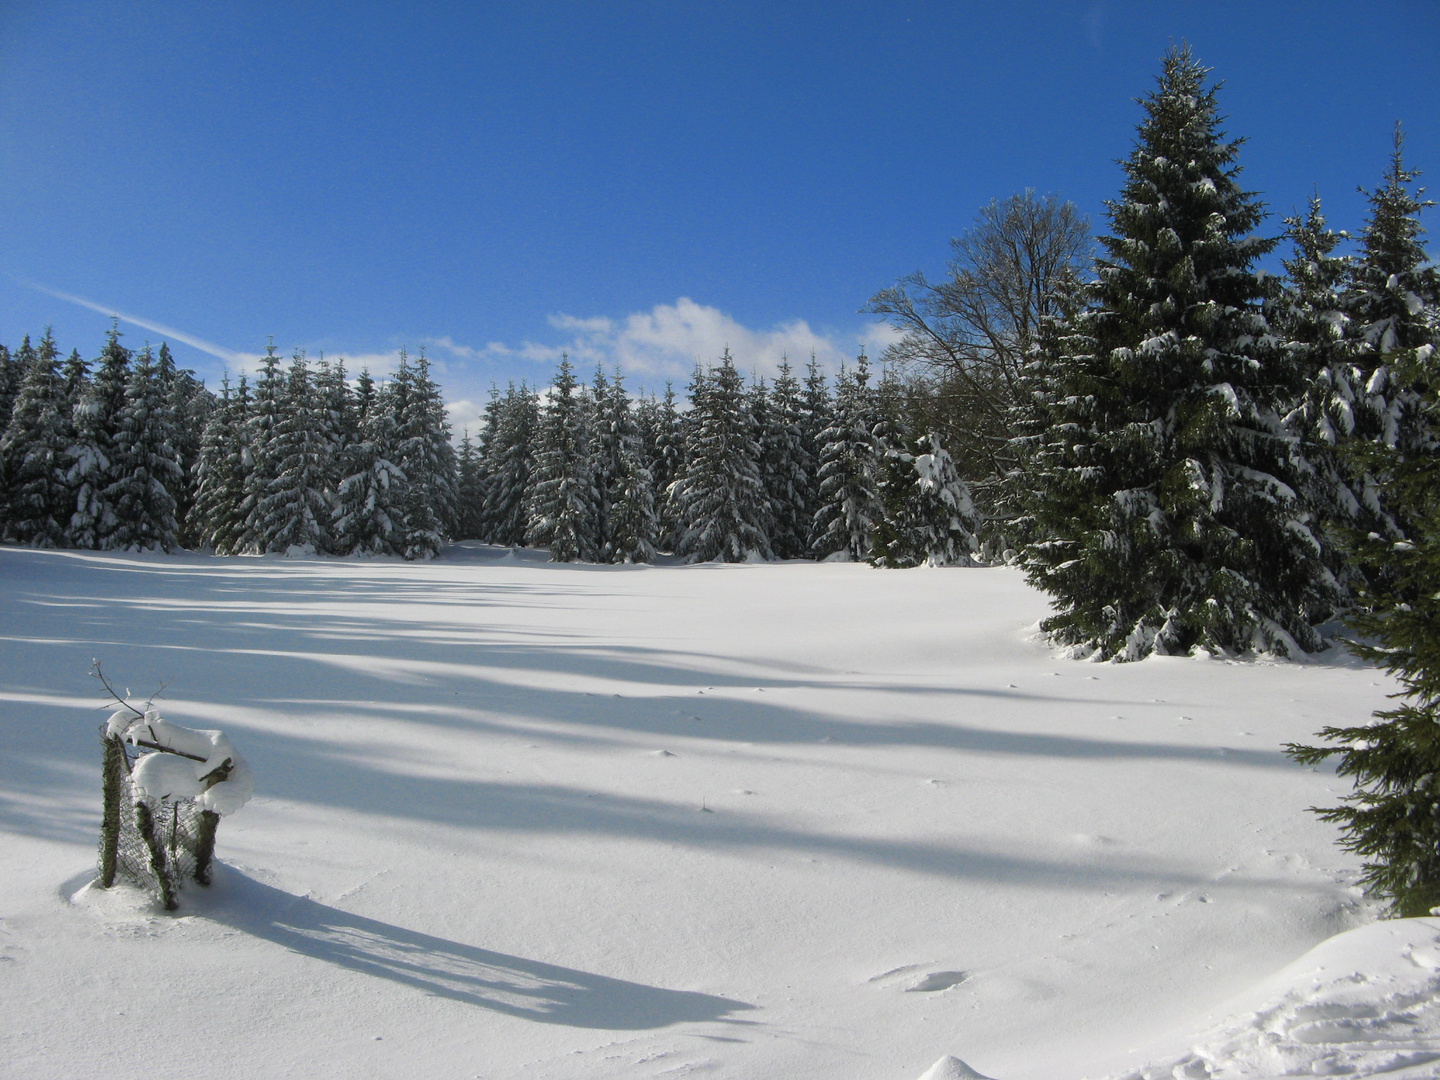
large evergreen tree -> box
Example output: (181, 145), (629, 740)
(1286, 327), (1440, 916)
(482, 382), (538, 546)
(332, 368), (406, 557)
(103, 344), (183, 551)
(811, 354), (881, 561)
(255, 354), (331, 554)
(191, 374), (251, 554)
(669, 353), (771, 563)
(526, 356), (598, 562)
(1021, 46), (1338, 660)
(392, 349), (457, 559)
(0, 330), (74, 547)
(68, 323), (132, 548)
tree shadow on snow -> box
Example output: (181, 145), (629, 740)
(198, 864), (755, 1030)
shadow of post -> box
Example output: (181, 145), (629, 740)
(197, 865), (755, 1030)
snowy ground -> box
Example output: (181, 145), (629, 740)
(1, 545), (1435, 1080)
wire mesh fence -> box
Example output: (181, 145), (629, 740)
(98, 726), (219, 910)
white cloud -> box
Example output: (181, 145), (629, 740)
(428, 298), (895, 385)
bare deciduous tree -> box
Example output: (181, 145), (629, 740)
(866, 190), (1092, 484)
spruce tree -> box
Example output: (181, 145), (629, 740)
(642, 383), (684, 552)
(392, 348), (457, 559)
(0, 331), (74, 546)
(763, 358), (815, 559)
(871, 431), (980, 568)
(526, 356), (598, 562)
(482, 382), (538, 546)
(1344, 126), (1440, 522)
(1286, 334), (1440, 916)
(1021, 45), (1338, 660)
(332, 369), (406, 557)
(103, 344), (183, 551)
(669, 352), (772, 563)
(455, 430), (485, 541)
(256, 354), (331, 554)
(240, 343), (287, 552)
(0, 343), (19, 437)
(314, 356), (357, 531)
(191, 374), (251, 554)
(811, 354), (881, 560)
(68, 323), (132, 548)
(1271, 195), (1385, 588)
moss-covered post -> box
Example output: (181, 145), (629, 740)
(99, 731), (127, 888)
(133, 801), (179, 911)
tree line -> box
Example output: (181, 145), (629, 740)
(0, 331), (979, 568)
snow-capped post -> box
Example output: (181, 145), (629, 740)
(92, 662), (253, 910)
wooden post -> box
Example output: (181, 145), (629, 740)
(99, 733), (127, 888)
(193, 810), (220, 885)
(133, 801), (179, 911)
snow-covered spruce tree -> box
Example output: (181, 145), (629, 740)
(1270, 195), (1385, 584)
(457, 385), (502, 541)
(811, 353), (881, 561)
(668, 353), (771, 563)
(0, 329), (75, 547)
(592, 369), (658, 562)
(103, 343), (183, 552)
(392, 349), (457, 560)
(314, 355), (357, 526)
(1286, 334), (1440, 917)
(238, 343), (287, 553)
(0, 342), (19, 437)
(331, 368), (406, 556)
(526, 356), (598, 562)
(159, 343), (214, 549)
(481, 382), (538, 546)
(1021, 45), (1338, 660)
(608, 419), (659, 563)
(190, 374), (251, 554)
(1343, 128), (1440, 520)
(455, 429), (485, 541)
(255, 354), (332, 555)
(762, 358), (815, 559)
(640, 383), (684, 553)
(60, 347), (90, 420)
(871, 429), (980, 568)
(68, 323), (132, 549)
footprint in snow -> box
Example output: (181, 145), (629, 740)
(906, 970), (968, 993)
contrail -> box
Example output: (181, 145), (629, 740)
(16, 280), (249, 366)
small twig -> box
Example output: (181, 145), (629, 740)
(91, 660), (145, 720)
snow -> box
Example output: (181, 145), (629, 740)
(0, 544), (1426, 1079)
(107, 708), (254, 815)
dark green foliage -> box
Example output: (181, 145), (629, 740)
(482, 382), (538, 546)
(1286, 137), (1440, 920)
(103, 344), (183, 551)
(1021, 46), (1338, 660)
(759, 359), (814, 559)
(526, 356), (598, 562)
(669, 353), (771, 563)
(1, 330), (75, 547)
(1286, 363), (1440, 916)
(811, 354), (880, 561)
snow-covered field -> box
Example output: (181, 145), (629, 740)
(2, 545), (1437, 1080)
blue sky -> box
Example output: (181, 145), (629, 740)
(1, 1), (1436, 433)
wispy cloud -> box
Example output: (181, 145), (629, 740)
(17, 280), (251, 366)
(427, 298), (887, 384)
